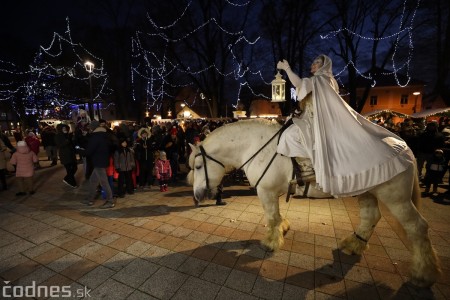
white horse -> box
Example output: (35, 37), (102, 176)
(187, 119), (440, 287)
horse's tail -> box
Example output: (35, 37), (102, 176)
(412, 159), (422, 211)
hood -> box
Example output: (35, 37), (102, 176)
(93, 127), (107, 133)
(17, 144), (30, 154)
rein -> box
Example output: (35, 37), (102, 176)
(195, 145), (225, 194)
(195, 123), (288, 192)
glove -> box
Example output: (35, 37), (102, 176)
(277, 59), (291, 71)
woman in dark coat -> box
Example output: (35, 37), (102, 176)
(55, 124), (78, 188)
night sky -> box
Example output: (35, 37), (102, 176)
(0, 1), (114, 64)
(0, 0), (439, 94)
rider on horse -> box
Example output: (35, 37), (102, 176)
(276, 55), (414, 197)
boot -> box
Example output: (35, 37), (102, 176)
(164, 185), (168, 192)
(160, 185), (164, 192)
(295, 157), (315, 182)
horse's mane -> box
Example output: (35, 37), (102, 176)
(209, 118), (281, 136)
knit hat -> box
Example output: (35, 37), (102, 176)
(17, 141), (26, 147)
(160, 151), (167, 159)
(90, 120), (99, 130)
(28, 132), (36, 137)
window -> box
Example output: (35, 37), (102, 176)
(400, 94), (408, 104)
(370, 96), (378, 106)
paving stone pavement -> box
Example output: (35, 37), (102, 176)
(0, 157), (449, 299)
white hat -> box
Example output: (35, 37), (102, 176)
(17, 141), (27, 147)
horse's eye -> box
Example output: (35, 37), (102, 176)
(195, 165), (201, 170)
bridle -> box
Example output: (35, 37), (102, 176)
(193, 123), (288, 193)
(195, 145), (225, 194)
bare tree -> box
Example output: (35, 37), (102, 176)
(325, 0), (422, 112)
(417, 0), (450, 106)
(259, 0), (328, 114)
(133, 0), (260, 118)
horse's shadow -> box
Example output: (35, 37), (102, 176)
(224, 241), (436, 299)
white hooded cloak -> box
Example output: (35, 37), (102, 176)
(277, 55), (415, 197)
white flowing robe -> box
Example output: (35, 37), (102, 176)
(277, 58), (415, 197)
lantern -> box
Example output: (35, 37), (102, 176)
(271, 71), (286, 102)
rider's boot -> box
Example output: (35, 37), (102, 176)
(295, 157), (315, 183)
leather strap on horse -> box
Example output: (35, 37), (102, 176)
(254, 152), (278, 190)
(236, 122), (288, 171)
(197, 145), (225, 193)
(196, 122), (290, 194)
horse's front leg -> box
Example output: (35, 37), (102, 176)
(259, 191), (290, 251)
(339, 192), (380, 255)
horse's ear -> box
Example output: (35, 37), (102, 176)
(189, 143), (198, 153)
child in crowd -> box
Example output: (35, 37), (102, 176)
(424, 149), (447, 195)
(155, 151), (172, 192)
(114, 139), (135, 198)
(10, 141), (38, 196)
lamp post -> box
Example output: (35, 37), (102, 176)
(413, 91), (420, 114)
(84, 61), (95, 120)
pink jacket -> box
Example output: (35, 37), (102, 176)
(10, 144), (38, 177)
(154, 158), (172, 179)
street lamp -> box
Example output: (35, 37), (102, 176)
(413, 91), (420, 113)
(84, 61), (95, 120)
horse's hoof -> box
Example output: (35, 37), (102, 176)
(260, 241), (275, 252)
(193, 198), (200, 207)
(410, 276), (434, 288)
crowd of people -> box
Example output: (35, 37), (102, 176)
(0, 117), (232, 208)
(1, 112), (450, 204)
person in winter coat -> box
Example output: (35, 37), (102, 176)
(134, 128), (156, 189)
(0, 138), (8, 190)
(114, 139), (136, 197)
(25, 131), (41, 168)
(423, 149), (447, 195)
(10, 141), (38, 196)
(40, 126), (58, 166)
(74, 124), (92, 179)
(55, 124), (78, 188)
(154, 151), (172, 192)
(82, 120), (116, 208)
(162, 127), (182, 182)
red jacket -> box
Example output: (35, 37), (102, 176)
(25, 136), (40, 155)
(154, 158), (172, 179)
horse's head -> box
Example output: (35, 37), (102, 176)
(187, 143), (226, 202)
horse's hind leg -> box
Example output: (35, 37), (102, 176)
(339, 192), (380, 255)
(259, 192), (289, 251)
(379, 193), (440, 287)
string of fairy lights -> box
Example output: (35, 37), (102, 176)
(130, 0), (271, 114)
(0, 17), (111, 120)
(0, 0), (421, 122)
(322, 0), (420, 89)
(130, 0), (421, 114)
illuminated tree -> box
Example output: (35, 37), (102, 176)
(132, 0), (267, 118)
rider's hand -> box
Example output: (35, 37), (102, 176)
(277, 60), (291, 71)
